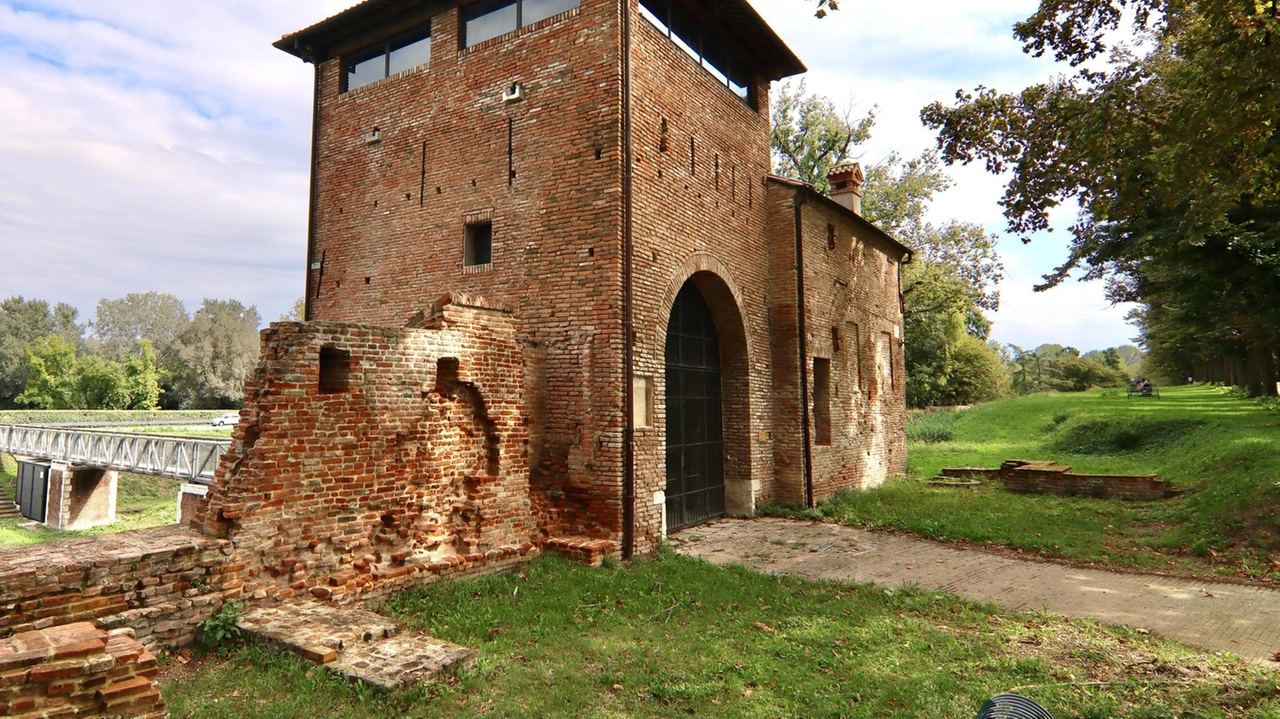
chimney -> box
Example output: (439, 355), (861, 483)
(827, 162), (865, 215)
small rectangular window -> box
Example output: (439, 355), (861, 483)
(813, 358), (832, 446)
(465, 221), (494, 266)
(465, 0), (518, 46)
(846, 322), (862, 392)
(827, 223), (836, 250)
(319, 347), (351, 394)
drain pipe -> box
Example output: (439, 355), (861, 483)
(793, 190), (814, 508)
(301, 47), (321, 322)
(621, 0), (636, 560)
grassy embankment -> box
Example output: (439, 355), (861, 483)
(772, 385), (1280, 579)
(162, 552), (1280, 719)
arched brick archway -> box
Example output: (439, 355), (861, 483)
(656, 260), (753, 531)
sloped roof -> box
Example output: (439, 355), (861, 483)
(768, 175), (913, 260)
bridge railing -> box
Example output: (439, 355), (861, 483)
(0, 424), (231, 485)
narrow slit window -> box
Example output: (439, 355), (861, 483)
(465, 221), (494, 266)
(813, 357), (832, 446)
(827, 223), (836, 251)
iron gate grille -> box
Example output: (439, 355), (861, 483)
(16, 460), (49, 523)
(665, 283), (724, 531)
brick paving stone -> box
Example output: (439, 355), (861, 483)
(674, 518), (1280, 662)
(239, 600), (476, 689)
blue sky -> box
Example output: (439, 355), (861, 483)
(0, 0), (1137, 351)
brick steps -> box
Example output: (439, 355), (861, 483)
(239, 600), (477, 690)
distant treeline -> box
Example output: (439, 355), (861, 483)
(0, 293), (303, 411)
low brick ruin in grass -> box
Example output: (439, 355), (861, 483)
(0, 622), (166, 719)
(939, 460), (1183, 501)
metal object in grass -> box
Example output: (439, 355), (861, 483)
(976, 694), (1053, 719)
(0, 424), (230, 485)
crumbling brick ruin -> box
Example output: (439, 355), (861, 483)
(192, 295), (548, 604)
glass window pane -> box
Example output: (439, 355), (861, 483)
(638, 0), (668, 35)
(523, 0), (579, 26)
(670, 29), (700, 64)
(465, 0), (518, 47)
(389, 35), (431, 75)
(347, 53), (385, 91)
(703, 60), (728, 85)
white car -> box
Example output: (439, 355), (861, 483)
(211, 412), (241, 427)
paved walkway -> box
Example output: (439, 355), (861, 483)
(674, 518), (1280, 662)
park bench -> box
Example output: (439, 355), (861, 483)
(1127, 382), (1160, 399)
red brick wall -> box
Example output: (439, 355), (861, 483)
(628, 1), (778, 549)
(306, 0), (625, 541)
(762, 188), (909, 504)
(293, 0), (910, 551)
(0, 527), (241, 649)
(0, 623), (166, 719)
(193, 296), (541, 603)
(794, 199), (909, 496)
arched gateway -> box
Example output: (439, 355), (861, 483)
(664, 282), (725, 530)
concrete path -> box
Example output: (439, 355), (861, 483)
(673, 518), (1280, 662)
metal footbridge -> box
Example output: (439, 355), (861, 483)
(0, 424), (230, 485)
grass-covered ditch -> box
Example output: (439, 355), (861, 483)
(161, 552), (1280, 719)
(776, 385), (1280, 579)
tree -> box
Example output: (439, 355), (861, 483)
(922, 0), (1280, 396)
(280, 297), (306, 323)
(16, 335), (80, 409)
(122, 340), (163, 410)
(770, 80), (874, 193)
(0, 297), (84, 405)
(172, 299), (263, 408)
(15, 335), (161, 410)
(1003, 342), (1129, 394)
(92, 292), (189, 362)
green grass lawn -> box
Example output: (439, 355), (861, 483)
(162, 553), (1280, 718)
(119, 425), (234, 439)
(0, 453), (178, 547)
(775, 385), (1280, 579)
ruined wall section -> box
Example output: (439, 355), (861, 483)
(0, 527), (241, 650)
(628, 2), (777, 548)
(192, 296), (538, 604)
(0, 623), (167, 719)
(306, 0), (626, 543)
